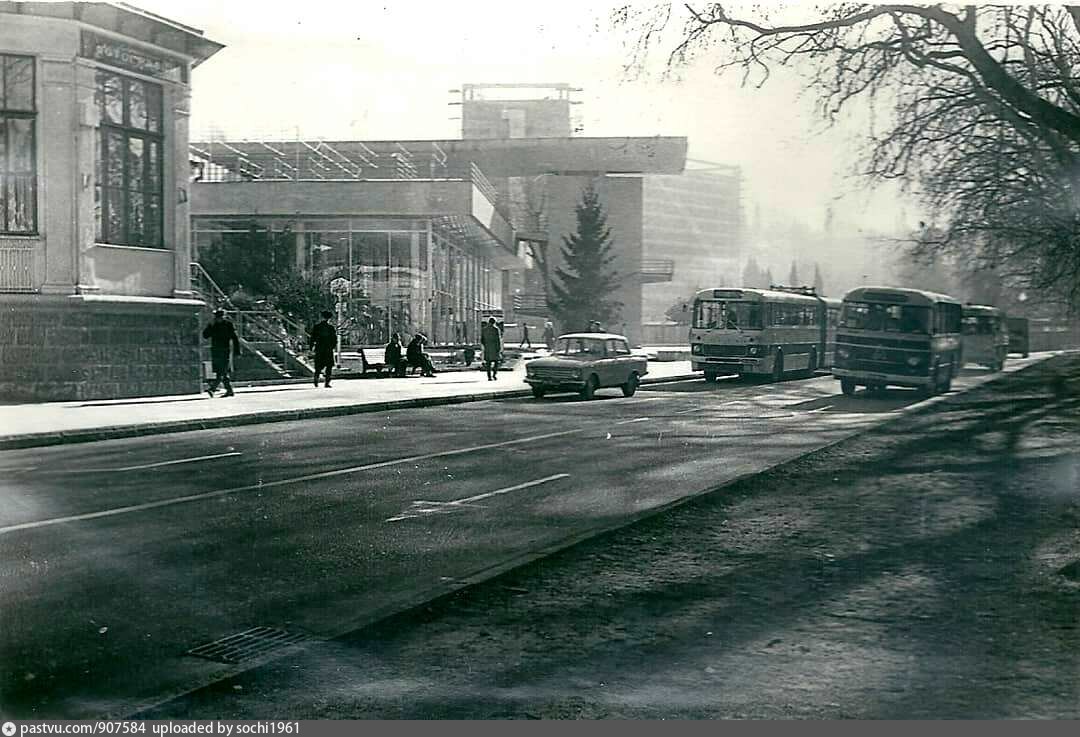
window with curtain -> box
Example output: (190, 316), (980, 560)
(95, 71), (163, 247)
(0, 54), (36, 234)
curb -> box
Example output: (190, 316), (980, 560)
(0, 373), (701, 451)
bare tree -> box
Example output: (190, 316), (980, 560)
(615, 3), (1080, 309)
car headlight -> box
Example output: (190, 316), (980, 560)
(691, 344), (703, 355)
(747, 345), (759, 356)
(837, 347), (850, 359)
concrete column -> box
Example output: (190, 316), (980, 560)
(73, 60), (99, 294)
(171, 80), (193, 299)
(39, 56), (78, 295)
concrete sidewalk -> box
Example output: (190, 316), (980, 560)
(0, 360), (699, 450)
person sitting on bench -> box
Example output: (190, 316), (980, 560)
(406, 333), (436, 377)
(384, 333), (407, 377)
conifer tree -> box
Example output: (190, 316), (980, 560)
(549, 183), (622, 331)
(788, 260), (800, 287)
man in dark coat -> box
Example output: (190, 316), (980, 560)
(406, 333), (436, 377)
(202, 308), (241, 398)
(481, 317), (503, 381)
(309, 310), (337, 388)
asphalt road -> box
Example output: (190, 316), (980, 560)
(0, 358), (1047, 718)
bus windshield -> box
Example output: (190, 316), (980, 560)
(693, 300), (763, 330)
(840, 301), (932, 334)
(962, 315), (1001, 335)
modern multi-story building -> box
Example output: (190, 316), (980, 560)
(0, 2), (221, 401)
(189, 135), (687, 348)
(641, 163), (744, 321)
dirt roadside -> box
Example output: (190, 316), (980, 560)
(146, 355), (1080, 719)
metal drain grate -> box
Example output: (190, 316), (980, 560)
(187, 627), (312, 664)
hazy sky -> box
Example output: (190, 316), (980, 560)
(139, 0), (910, 233)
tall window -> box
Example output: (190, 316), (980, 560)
(0, 54), (36, 234)
(95, 71), (163, 247)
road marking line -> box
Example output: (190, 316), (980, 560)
(386, 474), (569, 522)
(614, 417), (650, 425)
(51, 452), (243, 474)
(0, 429), (583, 536)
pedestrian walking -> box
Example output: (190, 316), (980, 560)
(309, 310), (337, 388)
(543, 320), (556, 351)
(519, 321), (532, 349)
(481, 316), (503, 381)
(202, 308), (241, 398)
(384, 333), (406, 377)
(407, 333), (436, 376)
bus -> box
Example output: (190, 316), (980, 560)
(689, 286), (839, 382)
(833, 286), (963, 396)
(961, 304), (1009, 371)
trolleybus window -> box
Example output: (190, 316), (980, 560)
(840, 302), (932, 334)
(962, 315), (1001, 335)
(693, 301), (762, 330)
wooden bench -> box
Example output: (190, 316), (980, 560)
(358, 347), (389, 377)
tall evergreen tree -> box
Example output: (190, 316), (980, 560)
(813, 263), (825, 295)
(764, 267), (775, 288)
(742, 257), (764, 288)
(787, 260), (800, 287)
(549, 183), (622, 331)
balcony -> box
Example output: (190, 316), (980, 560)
(638, 259), (675, 283)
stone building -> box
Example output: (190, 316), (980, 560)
(0, 2), (221, 400)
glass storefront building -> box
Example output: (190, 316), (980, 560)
(193, 215), (502, 346)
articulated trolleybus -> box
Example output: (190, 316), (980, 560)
(833, 286), (963, 396)
(689, 286), (841, 382)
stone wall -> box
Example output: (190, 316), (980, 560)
(0, 295), (202, 402)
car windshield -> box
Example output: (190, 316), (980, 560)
(693, 300), (763, 330)
(554, 337), (607, 356)
(840, 301), (932, 334)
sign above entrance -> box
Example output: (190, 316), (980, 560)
(80, 31), (186, 82)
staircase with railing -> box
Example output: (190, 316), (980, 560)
(190, 263), (314, 379)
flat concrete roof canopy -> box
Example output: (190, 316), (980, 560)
(189, 136), (688, 182)
(0, 1), (224, 64)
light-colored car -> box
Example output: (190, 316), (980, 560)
(524, 333), (648, 400)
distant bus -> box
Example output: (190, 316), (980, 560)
(1006, 316), (1030, 358)
(833, 286), (963, 396)
(961, 304), (1009, 371)
(689, 287), (839, 382)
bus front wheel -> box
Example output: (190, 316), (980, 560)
(840, 378), (857, 396)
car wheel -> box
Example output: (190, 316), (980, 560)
(770, 350), (784, 383)
(804, 348), (817, 378)
(622, 372), (639, 397)
(840, 378), (856, 396)
(704, 370), (718, 384)
(580, 375), (598, 400)
(530, 385), (546, 399)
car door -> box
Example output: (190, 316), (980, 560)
(605, 339), (630, 385)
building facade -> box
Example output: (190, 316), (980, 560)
(641, 166), (744, 322)
(190, 136), (686, 349)
(0, 2), (221, 400)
